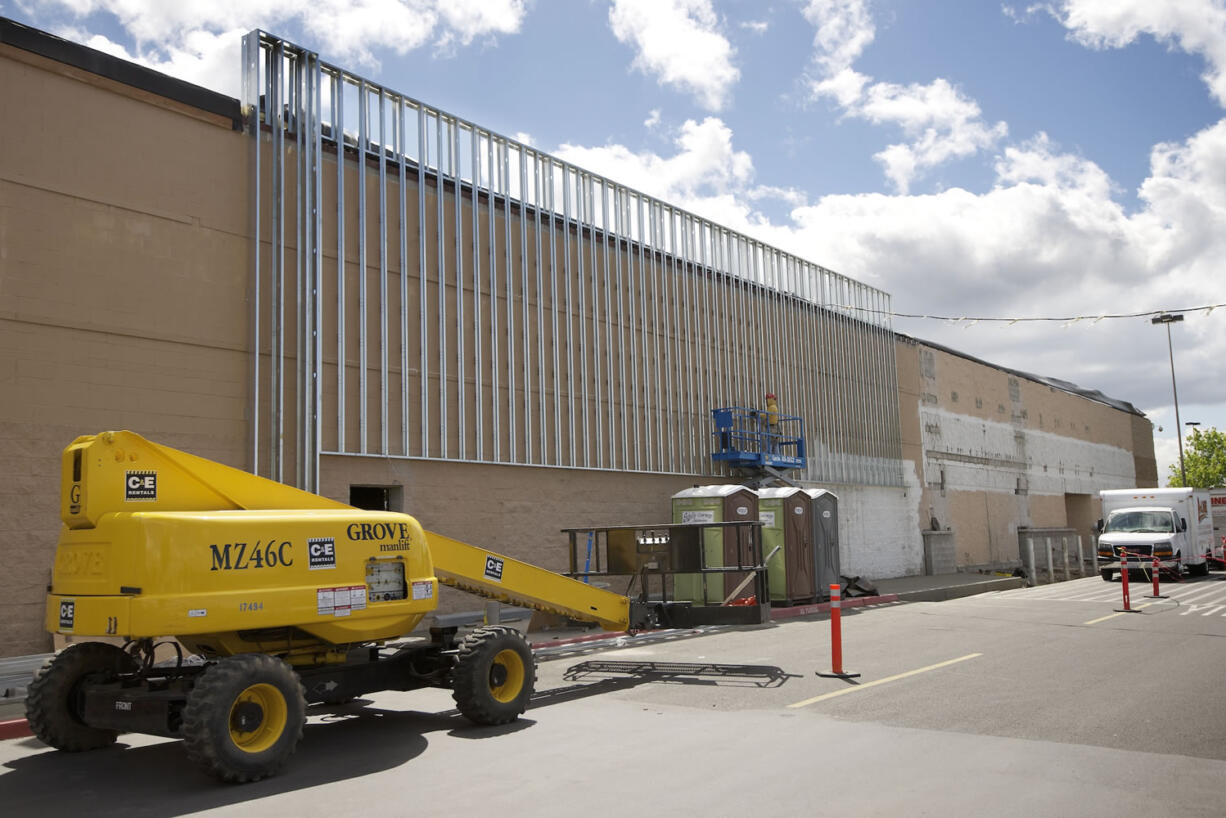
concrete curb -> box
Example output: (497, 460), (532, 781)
(0, 718), (32, 741)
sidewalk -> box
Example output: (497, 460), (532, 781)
(0, 571), (1025, 739)
(873, 571), (1025, 602)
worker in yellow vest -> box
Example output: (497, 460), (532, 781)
(765, 393), (779, 452)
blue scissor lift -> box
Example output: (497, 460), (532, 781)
(711, 407), (807, 487)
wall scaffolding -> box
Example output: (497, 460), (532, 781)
(240, 30), (904, 492)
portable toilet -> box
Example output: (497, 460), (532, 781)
(757, 487), (818, 605)
(805, 489), (840, 599)
(671, 485), (759, 604)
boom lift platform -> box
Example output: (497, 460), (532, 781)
(29, 431), (770, 783)
(711, 406), (807, 487)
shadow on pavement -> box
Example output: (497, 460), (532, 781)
(0, 705), (487, 815)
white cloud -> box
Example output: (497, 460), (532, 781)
(803, 0), (875, 75)
(544, 106), (1226, 417)
(31, 0), (529, 94)
(1054, 0), (1226, 106)
(608, 0), (740, 111)
(556, 117), (754, 202)
(740, 20), (769, 35)
(49, 25), (245, 95)
(644, 108), (662, 129)
(803, 0), (1008, 192)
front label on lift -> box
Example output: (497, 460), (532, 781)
(484, 556), (504, 582)
(58, 599), (75, 631)
(125, 470), (157, 501)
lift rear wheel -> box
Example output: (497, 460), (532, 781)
(26, 642), (137, 751)
(451, 626), (535, 726)
(181, 654), (306, 783)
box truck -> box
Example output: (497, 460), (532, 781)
(1211, 489), (1226, 566)
(1095, 488), (1213, 581)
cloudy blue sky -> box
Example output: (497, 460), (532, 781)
(6, 0), (1226, 483)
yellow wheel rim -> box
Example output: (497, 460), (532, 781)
(228, 683), (288, 753)
(489, 649), (526, 703)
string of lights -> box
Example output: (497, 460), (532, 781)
(833, 303), (1224, 326)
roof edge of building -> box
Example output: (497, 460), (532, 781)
(896, 331), (1147, 419)
(0, 16), (242, 130)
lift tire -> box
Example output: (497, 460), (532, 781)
(1100, 569), (1114, 582)
(451, 626), (536, 726)
(26, 642), (138, 752)
(180, 654), (306, 783)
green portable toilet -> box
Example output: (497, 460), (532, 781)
(671, 485), (759, 604)
(757, 487), (818, 605)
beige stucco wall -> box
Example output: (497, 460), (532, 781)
(898, 338), (1156, 569)
(0, 43), (253, 654)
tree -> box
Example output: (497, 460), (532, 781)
(1167, 426), (1226, 488)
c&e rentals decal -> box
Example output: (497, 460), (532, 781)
(125, 470), (157, 501)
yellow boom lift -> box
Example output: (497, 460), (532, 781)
(29, 432), (767, 782)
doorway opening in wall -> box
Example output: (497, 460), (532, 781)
(1065, 493), (1093, 540)
(350, 485), (403, 512)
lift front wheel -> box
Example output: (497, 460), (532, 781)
(181, 654), (306, 783)
(451, 626), (536, 726)
(26, 642), (137, 751)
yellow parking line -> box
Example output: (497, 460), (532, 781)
(1084, 603), (1150, 625)
(788, 653), (982, 708)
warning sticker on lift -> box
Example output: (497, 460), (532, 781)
(412, 580), (433, 600)
(317, 585), (367, 617)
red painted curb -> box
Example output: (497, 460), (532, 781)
(529, 594), (900, 648)
(770, 593), (900, 619)
(531, 629), (698, 649)
(0, 718), (32, 741)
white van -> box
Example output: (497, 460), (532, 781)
(1095, 488), (1213, 581)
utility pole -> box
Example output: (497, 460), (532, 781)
(1151, 313), (1186, 485)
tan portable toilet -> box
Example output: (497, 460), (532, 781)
(757, 487), (818, 605)
(671, 485), (759, 604)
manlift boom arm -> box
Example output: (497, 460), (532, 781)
(53, 431), (633, 642)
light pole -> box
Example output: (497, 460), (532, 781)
(1152, 313), (1185, 485)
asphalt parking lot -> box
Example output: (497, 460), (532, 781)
(3, 575), (1226, 816)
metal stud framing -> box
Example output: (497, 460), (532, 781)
(242, 31), (903, 489)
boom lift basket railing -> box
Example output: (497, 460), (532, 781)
(711, 407), (806, 471)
